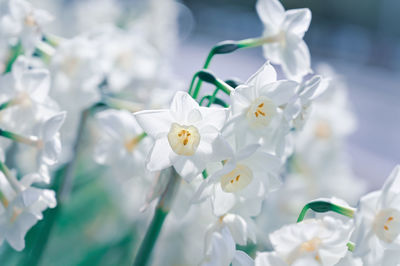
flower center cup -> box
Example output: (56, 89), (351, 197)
(314, 120), (332, 139)
(246, 96), (276, 128)
(220, 164), (253, 193)
(24, 14), (37, 27)
(167, 123), (200, 156)
(287, 237), (322, 264)
(373, 208), (400, 243)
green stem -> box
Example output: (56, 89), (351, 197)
(191, 34), (281, 99)
(0, 161), (21, 193)
(0, 129), (41, 148)
(297, 200), (355, 222)
(133, 167), (181, 266)
(4, 42), (23, 74)
(23, 106), (94, 266)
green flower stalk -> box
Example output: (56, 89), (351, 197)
(133, 167), (181, 266)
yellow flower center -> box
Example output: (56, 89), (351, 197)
(167, 123), (200, 156)
(287, 237), (322, 264)
(24, 14), (37, 27)
(10, 207), (23, 224)
(246, 96), (276, 128)
(373, 208), (400, 243)
(314, 120), (332, 139)
(220, 164), (253, 193)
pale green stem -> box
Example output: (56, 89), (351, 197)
(0, 128), (42, 148)
(0, 161), (21, 193)
(133, 167), (181, 266)
(191, 33), (282, 99)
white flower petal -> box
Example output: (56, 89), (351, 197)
(146, 137), (175, 172)
(283, 8), (312, 38)
(134, 109), (172, 138)
(256, 0), (285, 31)
(170, 91), (199, 122)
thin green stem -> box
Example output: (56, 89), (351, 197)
(133, 167), (181, 266)
(191, 34), (281, 99)
(206, 88), (220, 107)
(0, 161), (21, 193)
(191, 49), (216, 100)
(297, 200), (355, 222)
(236, 34), (284, 48)
(188, 71), (201, 97)
(4, 42), (23, 74)
(0, 129), (42, 148)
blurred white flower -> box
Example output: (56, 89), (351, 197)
(0, 0), (53, 53)
(266, 216), (353, 266)
(200, 225), (254, 266)
(135, 91), (230, 181)
(93, 26), (160, 92)
(352, 165), (400, 266)
(256, 0), (312, 81)
(0, 170), (56, 251)
(94, 109), (151, 178)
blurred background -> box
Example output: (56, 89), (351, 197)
(176, 0), (400, 189)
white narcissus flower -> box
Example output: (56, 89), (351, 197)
(268, 216), (353, 266)
(0, 0), (53, 53)
(352, 165), (400, 266)
(205, 213), (257, 247)
(200, 225), (254, 266)
(0, 171), (56, 251)
(196, 143), (281, 217)
(256, 0), (312, 81)
(229, 62), (298, 153)
(94, 109), (151, 178)
(134, 91), (230, 181)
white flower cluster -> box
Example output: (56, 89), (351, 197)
(0, 56), (64, 250)
(0, 0), (397, 266)
(0, 0), (177, 253)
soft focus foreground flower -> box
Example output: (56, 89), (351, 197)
(94, 109), (151, 178)
(256, 0), (312, 81)
(200, 226), (254, 266)
(263, 216), (353, 266)
(0, 0), (53, 53)
(352, 165), (400, 265)
(135, 91), (230, 181)
(0, 168), (56, 251)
